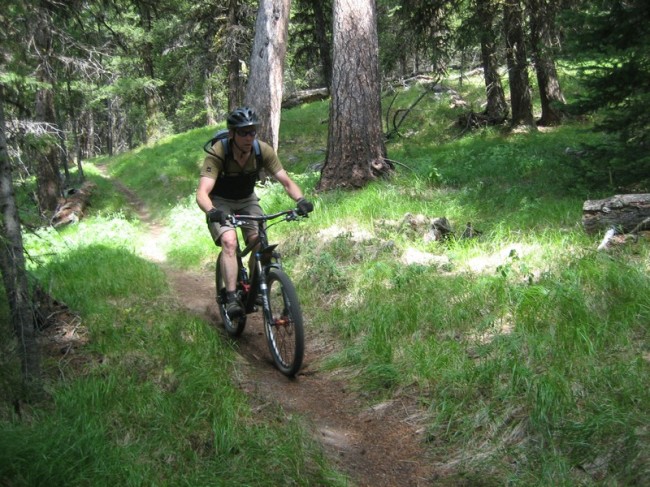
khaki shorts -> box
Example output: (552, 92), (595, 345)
(207, 193), (263, 246)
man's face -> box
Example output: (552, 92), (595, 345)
(234, 126), (257, 151)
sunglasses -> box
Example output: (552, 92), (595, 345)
(236, 128), (257, 137)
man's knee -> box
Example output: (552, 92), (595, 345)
(244, 233), (259, 247)
(220, 229), (238, 252)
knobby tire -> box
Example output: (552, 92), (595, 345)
(264, 268), (304, 377)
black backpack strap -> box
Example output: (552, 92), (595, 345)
(220, 138), (235, 173)
(203, 129), (229, 158)
(203, 138), (217, 156)
(253, 140), (262, 167)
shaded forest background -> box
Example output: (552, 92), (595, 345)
(3, 0), (648, 202)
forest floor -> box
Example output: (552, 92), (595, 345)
(42, 176), (441, 487)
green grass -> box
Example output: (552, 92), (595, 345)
(96, 126), (217, 219)
(1, 213), (344, 486)
(281, 74), (648, 485)
(2, 69), (649, 486)
(281, 99), (330, 173)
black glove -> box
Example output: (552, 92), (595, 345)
(207, 208), (226, 224)
(296, 198), (314, 216)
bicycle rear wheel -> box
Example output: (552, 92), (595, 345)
(264, 268), (304, 377)
(216, 254), (247, 337)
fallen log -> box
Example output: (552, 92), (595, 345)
(51, 180), (96, 227)
(282, 87), (329, 109)
(582, 193), (650, 235)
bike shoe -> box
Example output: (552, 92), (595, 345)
(226, 297), (244, 317)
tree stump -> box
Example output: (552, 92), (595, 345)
(582, 194), (650, 234)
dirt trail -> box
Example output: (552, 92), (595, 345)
(115, 179), (437, 486)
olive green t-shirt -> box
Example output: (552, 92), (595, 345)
(200, 139), (283, 180)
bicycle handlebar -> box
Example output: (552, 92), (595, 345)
(227, 208), (307, 226)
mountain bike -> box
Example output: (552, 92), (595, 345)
(215, 209), (306, 377)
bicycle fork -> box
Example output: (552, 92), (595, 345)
(253, 255), (271, 317)
(254, 252), (286, 329)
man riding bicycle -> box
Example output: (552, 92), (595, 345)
(196, 106), (313, 318)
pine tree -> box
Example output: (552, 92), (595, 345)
(566, 0), (650, 188)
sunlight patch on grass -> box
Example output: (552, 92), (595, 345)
(461, 242), (540, 274)
(316, 225), (375, 243)
(24, 213), (143, 269)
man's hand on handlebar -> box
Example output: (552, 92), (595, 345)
(207, 208), (226, 225)
(296, 198), (314, 216)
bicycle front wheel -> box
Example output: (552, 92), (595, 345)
(216, 254), (247, 337)
(264, 268), (304, 377)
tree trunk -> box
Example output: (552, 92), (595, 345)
(310, 0), (333, 89)
(106, 99), (115, 157)
(317, 0), (391, 191)
(227, 0), (243, 112)
(109, 96), (128, 154)
(66, 77), (85, 181)
(83, 109), (95, 157)
(527, 0), (565, 126)
(35, 86), (61, 213)
(34, 16), (62, 213)
(582, 194), (650, 235)
(57, 108), (71, 184)
(0, 86), (42, 395)
(204, 69), (217, 125)
(503, 0), (536, 128)
(74, 113), (85, 172)
(477, 0), (508, 123)
(137, 1), (163, 143)
(244, 0), (291, 151)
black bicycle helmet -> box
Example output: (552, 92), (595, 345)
(227, 106), (259, 129)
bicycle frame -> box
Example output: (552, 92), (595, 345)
(216, 208), (307, 376)
(227, 209), (299, 313)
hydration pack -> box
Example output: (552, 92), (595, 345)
(203, 129), (263, 167)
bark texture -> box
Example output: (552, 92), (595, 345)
(582, 194), (650, 235)
(503, 0), (535, 128)
(227, 0), (243, 112)
(34, 13), (62, 212)
(527, 0), (565, 126)
(317, 0), (390, 191)
(477, 0), (508, 123)
(244, 0), (291, 151)
(0, 86), (42, 392)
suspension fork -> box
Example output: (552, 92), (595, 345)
(254, 255), (272, 318)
